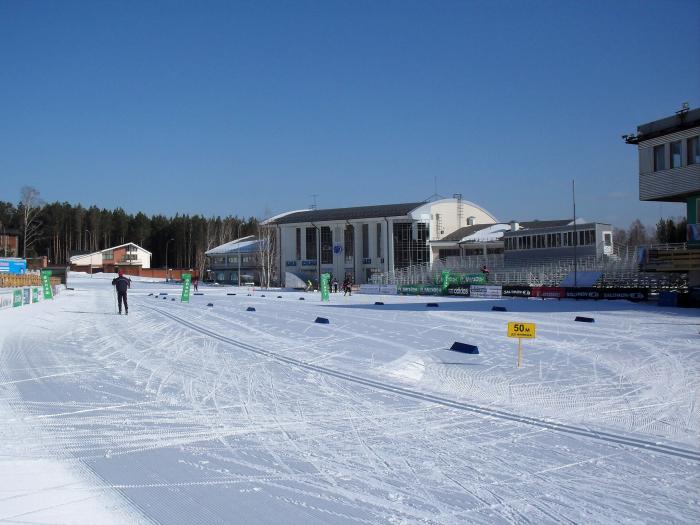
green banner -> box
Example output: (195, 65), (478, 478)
(181, 273), (192, 302)
(13, 289), (23, 307)
(320, 273), (330, 301)
(32, 288), (39, 303)
(40, 269), (53, 299)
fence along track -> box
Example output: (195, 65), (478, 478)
(147, 305), (700, 463)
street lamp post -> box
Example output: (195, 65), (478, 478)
(165, 238), (174, 282)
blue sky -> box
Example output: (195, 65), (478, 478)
(1, 0), (698, 228)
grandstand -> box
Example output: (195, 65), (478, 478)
(372, 244), (687, 291)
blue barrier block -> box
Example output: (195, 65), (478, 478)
(450, 342), (479, 354)
(194, 292), (204, 295)
(160, 293), (168, 296)
(299, 297), (305, 301)
(162, 297), (167, 300)
(227, 293), (236, 296)
(207, 303), (214, 307)
(277, 296), (283, 299)
(375, 301), (384, 305)
(659, 291), (678, 307)
(246, 306), (256, 312)
(148, 293), (153, 296)
(575, 316), (595, 323)
(315, 317), (329, 324)
(491, 306), (507, 312)
(171, 298), (175, 301)
(426, 303), (439, 307)
(261, 295), (266, 297)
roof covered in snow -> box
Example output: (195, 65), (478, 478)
(269, 202), (426, 224)
(205, 236), (264, 256)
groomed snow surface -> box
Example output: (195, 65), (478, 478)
(1, 272), (698, 524)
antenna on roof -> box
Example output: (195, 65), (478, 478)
(310, 194), (318, 210)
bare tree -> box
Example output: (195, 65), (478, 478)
(20, 186), (43, 258)
(257, 221), (277, 289)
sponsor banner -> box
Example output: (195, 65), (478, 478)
(181, 273), (192, 302)
(32, 288), (39, 303)
(470, 285), (502, 299)
(0, 258), (27, 274)
(502, 286), (532, 297)
(564, 287), (649, 301)
(360, 284), (398, 295)
(22, 288), (31, 305)
(447, 286), (471, 297)
(531, 287), (565, 298)
(40, 269), (53, 299)
(13, 289), (23, 307)
(398, 284), (443, 296)
(320, 273), (330, 301)
(0, 290), (14, 310)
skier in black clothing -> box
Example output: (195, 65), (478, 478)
(112, 269), (131, 315)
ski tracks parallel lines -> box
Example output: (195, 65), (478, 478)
(147, 305), (700, 463)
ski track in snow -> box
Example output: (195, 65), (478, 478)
(0, 275), (699, 524)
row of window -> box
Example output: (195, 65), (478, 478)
(211, 255), (256, 264)
(295, 224), (382, 264)
(504, 229), (598, 251)
(654, 136), (700, 171)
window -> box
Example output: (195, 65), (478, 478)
(688, 136), (700, 165)
(653, 144), (666, 171)
(362, 224), (369, 258)
(604, 232), (612, 246)
(670, 141), (682, 168)
(103, 250), (114, 260)
(228, 256), (237, 264)
(376, 223), (382, 258)
(305, 227), (317, 260)
(321, 226), (333, 264)
(295, 228), (301, 260)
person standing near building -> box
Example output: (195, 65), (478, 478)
(111, 269), (131, 315)
(193, 277), (199, 291)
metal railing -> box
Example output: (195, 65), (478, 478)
(371, 244), (686, 290)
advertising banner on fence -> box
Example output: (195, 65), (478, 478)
(447, 286), (471, 297)
(398, 284), (443, 296)
(32, 288), (39, 303)
(13, 289), (23, 307)
(563, 287), (649, 301)
(360, 284), (399, 295)
(40, 270), (53, 299)
(22, 288), (30, 305)
(0, 290), (13, 310)
(181, 273), (192, 302)
(469, 285), (502, 299)
(502, 286), (532, 298)
(531, 287), (565, 299)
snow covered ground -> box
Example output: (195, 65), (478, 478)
(1, 272), (698, 524)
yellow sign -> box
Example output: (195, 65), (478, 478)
(507, 322), (536, 339)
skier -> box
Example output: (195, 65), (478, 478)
(306, 279), (313, 292)
(332, 276), (338, 293)
(480, 265), (490, 283)
(193, 277), (199, 291)
(111, 269), (132, 315)
(343, 276), (352, 296)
